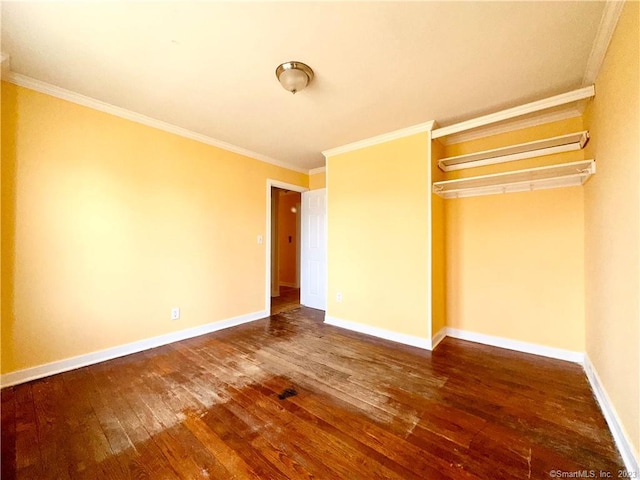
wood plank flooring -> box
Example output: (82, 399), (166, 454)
(270, 287), (300, 315)
(1, 307), (625, 479)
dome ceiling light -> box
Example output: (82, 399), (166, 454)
(275, 61), (314, 94)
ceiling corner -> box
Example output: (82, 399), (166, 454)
(582, 0), (625, 85)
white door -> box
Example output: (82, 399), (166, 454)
(301, 188), (326, 310)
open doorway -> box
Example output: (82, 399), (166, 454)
(270, 186), (302, 315)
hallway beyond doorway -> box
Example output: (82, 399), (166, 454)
(271, 286), (300, 315)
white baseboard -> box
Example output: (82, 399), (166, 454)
(584, 355), (639, 475)
(0, 309), (269, 388)
(444, 328), (584, 363)
(321, 319), (584, 362)
(431, 328), (447, 349)
(324, 315), (431, 350)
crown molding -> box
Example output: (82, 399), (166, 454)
(309, 166), (326, 175)
(442, 106), (584, 146)
(432, 86), (595, 140)
(583, 1), (625, 86)
(322, 120), (435, 158)
(4, 72), (308, 174)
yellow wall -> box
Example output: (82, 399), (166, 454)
(582, 1), (639, 457)
(326, 133), (430, 338)
(431, 138), (446, 339)
(277, 191), (299, 286)
(309, 171), (326, 190)
(1, 82), (307, 374)
(443, 118), (586, 351)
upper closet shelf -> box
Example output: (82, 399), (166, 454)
(438, 131), (589, 172)
(431, 85), (595, 139)
(433, 160), (595, 199)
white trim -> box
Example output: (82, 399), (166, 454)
(322, 120), (435, 158)
(584, 355), (639, 474)
(444, 328), (584, 363)
(439, 131), (589, 172)
(309, 166), (326, 175)
(441, 143), (581, 172)
(324, 162), (330, 313)
(583, 1), (625, 85)
(324, 315), (432, 350)
(432, 159), (596, 199)
(0, 309), (268, 388)
(442, 108), (584, 146)
(5, 72), (307, 174)
(431, 328), (447, 349)
(432, 86), (595, 140)
(426, 130), (434, 344)
(266, 180), (308, 312)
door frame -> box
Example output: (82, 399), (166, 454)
(265, 180), (308, 312)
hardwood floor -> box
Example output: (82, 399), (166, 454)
(270, 286), (300, 315)
(1, 307), (624, 479)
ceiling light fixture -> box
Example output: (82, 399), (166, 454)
(276, 61), (314, 94)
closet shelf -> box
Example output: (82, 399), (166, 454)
(432, 160), (595, 199)
(438, 131), (589, 172)
(431, 85), (595, 139)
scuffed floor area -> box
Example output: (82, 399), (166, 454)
(1, 307), (625, 479)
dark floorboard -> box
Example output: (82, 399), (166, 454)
(1, 307), (624, 479)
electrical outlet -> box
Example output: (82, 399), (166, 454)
(171, 307), (180, 320)
(336, 292), (342, 303)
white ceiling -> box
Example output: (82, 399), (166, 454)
(1, 2), (606, 171)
